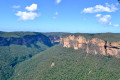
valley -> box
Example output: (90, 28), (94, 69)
(0, 32), (120, 80)
(1, 0), (120, 80)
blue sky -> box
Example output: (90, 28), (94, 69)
(0, 0), (120, 33)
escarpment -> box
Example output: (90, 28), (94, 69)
(0, 33), (53, 47)
(60, 35), (120, 58)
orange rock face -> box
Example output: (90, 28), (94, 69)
(107, 41), (120, 58)
(111, 41), (120, 48)
(89, 38), (106, 55)
(60, 35), (120, 58)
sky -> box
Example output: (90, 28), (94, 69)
(0, 0), (120, 33)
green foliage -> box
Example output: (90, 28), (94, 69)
(0, 31), (59, 80)
(10, 45), (120, 80)
(1, 32), (120, 80)
(0, 42), (49, 80)
(0, 46), (14, 80)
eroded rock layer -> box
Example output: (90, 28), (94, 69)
(60, 35), (120, 58)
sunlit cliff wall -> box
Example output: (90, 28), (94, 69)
(60, 35), (120, 58)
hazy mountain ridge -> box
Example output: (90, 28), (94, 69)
(0, 33), (52, 47)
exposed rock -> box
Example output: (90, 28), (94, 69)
(60, 35), (120, 58)
(47, 35), (60, 44)
(110, 41), (120, 48)
(51, 62), (55, 67)
(89, 38), (106, 55)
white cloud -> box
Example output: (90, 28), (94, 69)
(96, 14), (119, 27)
(98, 15), (112, 25)
(56, 0), (61, 4)
(82, 3), (119, 27)
(16, 11), (39, 21)
(82, 3), (118, 13)
(25, 4), (37, 11)
(13, 5), (20, 9)
(96, 14), (102, 17)
(15, 4), (39, 21)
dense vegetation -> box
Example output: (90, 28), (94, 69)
(0, 32), (120, 80)
(0, 32), (54, 80)
(0, 42), (49, 80)
(10, 45), (120, 80)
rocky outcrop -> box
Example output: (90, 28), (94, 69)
(47, 35), (60, 44)
(60, 35), (120, 58)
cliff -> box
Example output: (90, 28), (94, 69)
(60, 35), (120, 58)
(0, 33), (53, 47)
(47, 35), (60, 44)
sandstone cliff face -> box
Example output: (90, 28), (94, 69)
(60, 35), (120, 58)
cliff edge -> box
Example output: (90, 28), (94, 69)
(60, 35), (120, 58)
